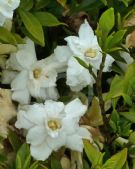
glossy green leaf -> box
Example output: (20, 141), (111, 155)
(0, 27), (17, 45)
(16, 144), (31, 169)
(98, 8), (114, 37)
(102, 148), (127, 169)
(34, 12), (66, 27)
(84, 140), (104, 166)
(19, 9), (45, 46)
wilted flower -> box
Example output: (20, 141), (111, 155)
(65, 19), (114, 72)
(15, 98), (92, 161)
(0, 0), (20, 26)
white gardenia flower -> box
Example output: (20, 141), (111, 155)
(15, 98), (92, 161)
(0, 0), (20, 26)
(4, 37), (59, 104)
(117, 51), (134, 71)
(65, 19), (114, 72)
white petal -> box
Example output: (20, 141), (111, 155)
(44, 100), (64, 118)
(65, 98), (87, 118)
(54, 45), (73, 63)
(103, 54), (114, 72)
(11, 70), (28, 90)
(43, 87), (59, 100)
(117, 51), (134, 71)
(47, 132), (66, 151)
(66, 134), (83, 152)
(62, 118), (79, 135)
(30, 142), (52, 161)
(12, 89), (30, 105)
(2, 70), (18, 84)
(77, 127), (92, 140)
(10, 37), (37, 70)
(15, 110), (34, 129)
(66, 58), (94, 91)
(25, 104), (46, 125)
(27, 126), (46, 146)
(28, 79), (41, 98)
(65, 36), (84, 56)
(78, 19), (94, 45)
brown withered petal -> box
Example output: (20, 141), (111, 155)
(0, 89), (16, 138)
(123, 12), (135, 27)
(126, 30), (135, 48)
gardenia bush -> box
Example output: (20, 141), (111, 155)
(0, 0), (135, 169)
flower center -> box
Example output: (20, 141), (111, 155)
(48, 119), (61, 131)
(33, 68), (42, 79)
(84, 48), (96, 58)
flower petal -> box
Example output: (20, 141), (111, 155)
(11, 70), (28, 90)
(15, 110), (34, 129)
(66, 134), (83, 152)
(2, 70), (18, 84)
(44, 100), (64, 118)
(47, 132), (66, 151)
(12, 89), (30, 105)
(78, 19), (94, 46)
(77, 127), (92, 141)
(66, 58), (94, 91)
(30, 142), (52, 161)
(103, 54), (114, 72)
(27, 126), (46, 146)
(65, 98), (87, 118)
(10, 37), (37, 70)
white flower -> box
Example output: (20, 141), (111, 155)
(5, 37), (59, 104)
(117, 51), (134, 71)
(65, 19), (114, 72)
(0, 0), (20, 26)
(66, 57), (95, 91)
(15, 98), (92, 161)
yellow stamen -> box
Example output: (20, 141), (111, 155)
(48, 120), (61, 131)
(85, 48), (96, 58)
(33, 68), (42, 79)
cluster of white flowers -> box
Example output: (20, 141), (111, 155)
(0, 0), (20, 26)
(2, 19), (116, 161)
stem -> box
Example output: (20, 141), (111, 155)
(95, 53), (111, 142)
(96, 53), (108, 124)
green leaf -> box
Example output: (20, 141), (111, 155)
(19, 0), (33, 11)
(51, 157), (62, 169)
(120, 110), (135, 123)
(106, 30), (126, 49)
(34, 12), (66, 27)
(19, 9), (44, 46)
(74, 56), (89, 69)
(0, 27), (17, 45)
(100, 0), (107, 5)
(98, 8), (114, 37)
(16, 144), (31, 169)
(84, 140), (104, 166)
(8, 129), (21, 152)
(29, 161), (39, 169)
(106, 62), (135, 100)
(35, 0), (50, 10)
(102, 148), (127, 169)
